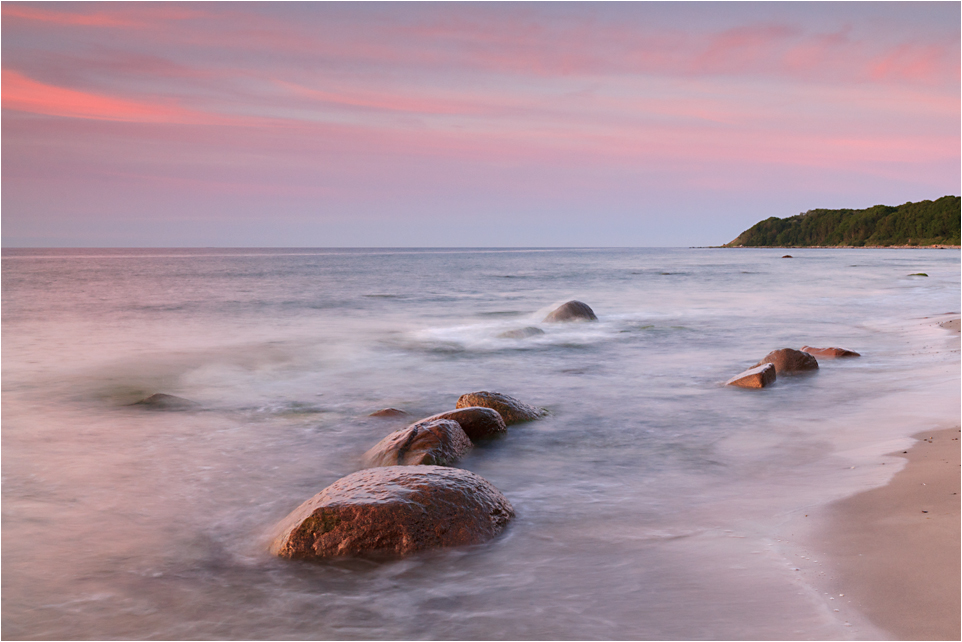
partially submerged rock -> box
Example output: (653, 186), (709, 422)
(363, 419), (471, 467)
(418, 406), (506, 442)
(726, 363), (776, 389)
(543, 300), (597, 323)
(456, 391), (547, 425)
(782, 255), (793, 259)
(131, 393), (199, 410)
(369, 408), (409, 418)
(753, 348), (818, 375)
(801, 346), (861, 359)
(270, 466), (514, 559)
(498, 326), (545, 339)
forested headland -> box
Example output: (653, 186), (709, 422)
(724, 196), (960, 247)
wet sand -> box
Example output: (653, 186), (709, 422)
(939, 317), (961, 332)
(818, 426), (961, 639)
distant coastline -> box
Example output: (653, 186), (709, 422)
(706, 244), (961, 249)
(723, 196), (961, 248)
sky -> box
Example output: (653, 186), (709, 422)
(2, 2), (959, 247)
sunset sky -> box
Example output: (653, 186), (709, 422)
(2, 2), (959, 247)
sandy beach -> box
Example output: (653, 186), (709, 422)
(815, 425), (961, 640)
(940, 317), (961, 332)
(786, 315), (962, 640)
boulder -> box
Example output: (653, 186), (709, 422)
(418, 406), (507, 442)
(498, 326), (545, 339)
(131, 393), (199, 410)
(369, 408), (409, 418)
(270, 466), (514, 559)
(726, 363), (776, 389)
(753, 348), (818, 375)
(363, 419), (471, 467)
(800, 346), (861, 359)
(543, 300), (597, 322)
(456, 391), (547, 425)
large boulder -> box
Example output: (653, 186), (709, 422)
(270, 466), (514, 559)
(753, 348), (818, 375)
(800, 346), (861, 358)
(418, 407), (506, 442)
(543, 300), (597, 322)
(726, 363), (776, 389)
(456, 391), (547, 425)
(363, 419), (471, 467)
(131, 393), (199, 410)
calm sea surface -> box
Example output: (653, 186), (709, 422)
(2, 247), (959, 640)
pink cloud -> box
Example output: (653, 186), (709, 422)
(2, 3), (956, 247)
(2, 4), (136, 27)
(2, 69), (211, 123)
(12, 4), (951, 97)
(272, 78), (546, 120)
(382, 13), (959, 88)
(1, 3), (207, 28)
(869, 43), (962, 84)
(689, 24), (799, 74)
(4, 62), (954, 183)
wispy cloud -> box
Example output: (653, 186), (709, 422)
(2, 69), (213, 123)
(2, 3), (207, 29)
(2, 2), (957, 246)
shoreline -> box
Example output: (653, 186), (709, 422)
(813, 426), (961, 639)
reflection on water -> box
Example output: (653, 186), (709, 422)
(3, 248), (959, 639)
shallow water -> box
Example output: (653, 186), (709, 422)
(2, 247), (959, 640)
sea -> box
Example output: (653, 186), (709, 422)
(2, 247), (959, 640)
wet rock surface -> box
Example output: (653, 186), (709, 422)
(131, 393), (199, 410)
(726, 363), (776, 389)
(363, 419), (471, 467)
(418, 407), (507, 442)
(456, 391), (547, 425)
(801, 346), (861, 358)
(543, 300), (597, 322)
(498, 326), (545, 339)
(270, 466), (514, 559)
(753, 348), (818, 375)
(369, 408), (409, 418)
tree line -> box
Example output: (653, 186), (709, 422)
(724, 195), (960, 247)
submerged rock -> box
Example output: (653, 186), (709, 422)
(418, 407), (506, 442)
(543, 300), (597, 322)
(455, 391), (547, 425)
(269, 466), (514, 559)
(363, 419), (471, 467)
(753, 348), (818, 375)
(498, 326), (545, 339)
(369, 408), (409, 418)
(726, 363), (776, 389)
(131, 393), (199, 410)
(801, 346), (861, 359)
